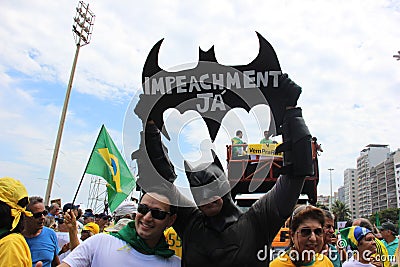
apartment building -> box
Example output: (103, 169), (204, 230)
(357, 144), (390, 217)
(344, 168), (358, 219)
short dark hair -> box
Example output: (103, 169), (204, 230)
(236, 130), (242, 136)
(27, 196), (44, 211)
(322, 209), (334, 221)
(290, 205), (325, 233)
(140, 191), (177, 215)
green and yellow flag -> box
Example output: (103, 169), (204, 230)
(85, 125), (136, 212)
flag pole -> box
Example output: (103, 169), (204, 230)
(72, 125), (105, 205)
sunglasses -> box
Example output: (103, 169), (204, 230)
(137, 203), (170, 220)
(31, 210), (48, 219)
(297, 227), (323, 238)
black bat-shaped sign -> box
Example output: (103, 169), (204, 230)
(140, 32), (287, 141)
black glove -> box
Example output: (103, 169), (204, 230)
(278, 73), (302, 107)
(266, 73), (302, 135)
(276, 107), (313, 177)
(131, 123), (177, 184)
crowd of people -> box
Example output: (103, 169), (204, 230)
(2, 73), (398, 267)
(2, 174), (400, 267)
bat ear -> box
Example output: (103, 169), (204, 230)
(211, 149), (224, 171)
(250, 31), (281, 70)
(184, 160), (194, 178)
(199, 46), (217, 63)
(142, 38), (164, 83)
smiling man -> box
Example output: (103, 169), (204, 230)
(57, 192), (180, 267)
(23, 196), (60, 267)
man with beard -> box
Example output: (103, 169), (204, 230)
(23, 196), (60, 267)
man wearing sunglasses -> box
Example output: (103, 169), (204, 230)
(57, 191), (181, 267)
(23, 196), (60, 267)
(133, 74), (314, 266)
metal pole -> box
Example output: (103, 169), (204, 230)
(44, 1), (94, 205)
(45, 44), (81, 206)
(328, 168), (334, 211)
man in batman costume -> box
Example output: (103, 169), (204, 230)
(132, 30), (313, 267)
(132, 73), (313, 266)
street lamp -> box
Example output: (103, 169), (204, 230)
(45, 1), (95, 206)
(328, 168), (334, 211)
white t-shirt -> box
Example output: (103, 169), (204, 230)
(63, 233), (181, 267)
(56, 232), (70, 261)
(343, 257), (375, 267)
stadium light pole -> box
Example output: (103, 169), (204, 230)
(45, 1), (95, 206)
(328, 168), (334, 211)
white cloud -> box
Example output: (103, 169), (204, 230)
(1, 0), (400, 206)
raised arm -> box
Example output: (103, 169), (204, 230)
(250, 72), (313, 240)
(131, 116), (199, 235)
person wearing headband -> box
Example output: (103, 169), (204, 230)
(0, 177), (37, 267)
(340, 226), (381, 267)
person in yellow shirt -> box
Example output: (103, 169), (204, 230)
(0, 177), (43, 267)
(164, 227), (182, 258)
(270, 205), (333, 267)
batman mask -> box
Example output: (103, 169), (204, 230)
(185, 152), (242, 232)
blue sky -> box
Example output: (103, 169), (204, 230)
(1, 0), (400, 209)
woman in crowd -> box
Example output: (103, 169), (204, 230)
(270, 205), (333, 267)
(340, 226), (382, 267)
(0, 177), (42, 267)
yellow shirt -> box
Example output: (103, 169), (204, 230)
(270, 252), (334, 267)
(164, 227), (182, 258)
(375, 238), (391, 267)
(0, 233), (32, 267)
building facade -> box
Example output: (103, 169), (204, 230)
(344, 168), (358, 219)
(394, 150), (400, 208)
(371, 155), (396, 213)
(357, 144), (390, 217)
(338, 186), (345, 203)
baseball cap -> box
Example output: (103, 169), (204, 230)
(63, 203), (80, 213)
(379, 222), (398, 235)
(96, 212), (111, 221)
(82, 210), (95, 218)
(82, 222), (100, 235)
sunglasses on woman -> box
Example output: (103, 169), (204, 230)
(137, 203), (170, 220)
(298, 227), (323, 238)
(31, 210), (48, 219)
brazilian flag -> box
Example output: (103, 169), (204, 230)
(85, 125), (136, 212)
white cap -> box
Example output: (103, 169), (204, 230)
(113, 201), (137, 217)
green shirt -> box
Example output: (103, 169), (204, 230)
(260, 138), (273, 144)
(382, 237), (399, 256)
